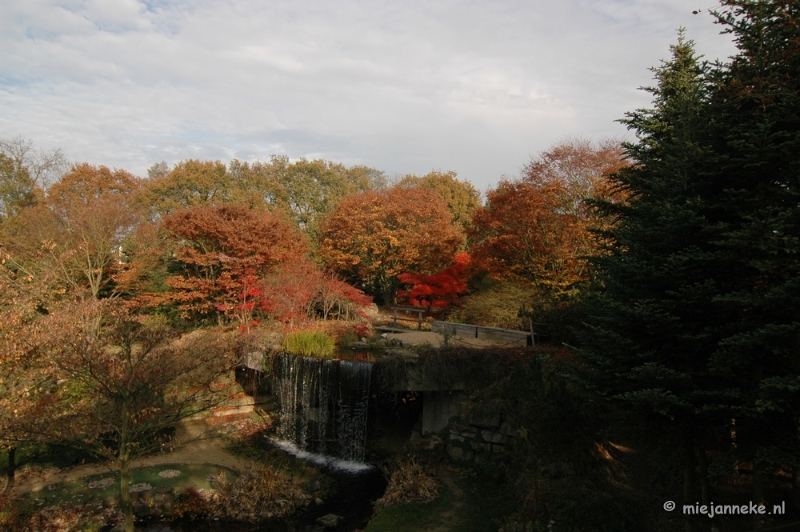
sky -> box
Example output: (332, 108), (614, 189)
(1, 0), (737, 191)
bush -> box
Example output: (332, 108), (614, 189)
(376, 458), (440, 505)
(282, 330), (335, 358)
(174, 465), (308, 521)
(447, 283), (538, 329)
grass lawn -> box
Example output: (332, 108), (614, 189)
(26, 463), (235, 508)
(0, 443), (98, 476)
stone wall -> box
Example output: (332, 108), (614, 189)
(445, 414), (513, 463)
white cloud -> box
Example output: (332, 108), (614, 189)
(0, 0), (736, 189)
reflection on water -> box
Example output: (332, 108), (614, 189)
(334, 348), (376, 362)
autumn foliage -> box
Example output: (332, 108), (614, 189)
(397, 252), (471, 309)
(469, 139), (626, 299)
(261, 260), (372, 324)
(162, 204), (307, 320)
(319, 187), (463, 305)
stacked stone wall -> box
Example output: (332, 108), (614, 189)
(445, 415), (513, 463)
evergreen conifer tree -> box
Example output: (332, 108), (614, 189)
(580, 3), (800, 524)
(577, 32), (732, 516)
(706, 0), (800, 509)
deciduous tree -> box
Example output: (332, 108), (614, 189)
(470, 139), (625, 302)
(0, 137), (67, 220)
(137, 160), (233, 218)
(319, 187), (462, 306)
(397, 252), (471, 309)
(162, 204), (307, 322)
(33, 300), (234, 532)
(2, 164), (142, 300)
(398, 171), (481, 236)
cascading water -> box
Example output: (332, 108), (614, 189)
(274, 353), (372, 463)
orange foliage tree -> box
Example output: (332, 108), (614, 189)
(31, 299), (234, 532)
(319, 187), (463, 306)
(2, 163), (142, 301)
(470, 139), (627, 299)
(162, 204), (307, 322)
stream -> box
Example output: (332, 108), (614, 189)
(137, 352), (387, 531)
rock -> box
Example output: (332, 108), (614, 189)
(363, 303), (381, 320)
(243, 350), (264, 371)
(500, 421), (513, 436)
(481, 430), (506, 444)
(303, 479), (321, 494)
(348, 341), (370, 349)
(385, 348), (418, 361)
(446, 444), (474, 462)
(423, 434), (444, 450)
(468, 412), (501, 429)
(316, 513), (343, 528)
(315, 497), (324, 505)
(449, 433), (465, 443)
(472, 441), (488, 452)
(103, 496), (118, 508)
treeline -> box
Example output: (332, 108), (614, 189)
(0, 137), (623, 328)
(0, 129), (626, 528)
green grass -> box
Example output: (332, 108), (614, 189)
(0, 443), (97, 476)
(283, 330), (336, 358)
(26, 464), (235, 508)
(365, 468), (504, 532)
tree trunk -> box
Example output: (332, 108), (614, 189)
(683, 425), (696, 532)
(696, 445), (710, 506)
(378, 274), (397, 308)
(120, 459), (134, 532)
(3, 446), (16, 493)
(753, 460), (766, 530)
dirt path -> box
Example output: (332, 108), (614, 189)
(8, 424), (255, 495)
(429, 464), (466, 532)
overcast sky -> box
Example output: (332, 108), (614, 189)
(1, 0), (737, 191)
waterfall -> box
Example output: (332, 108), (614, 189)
(275, 353), (372, 463)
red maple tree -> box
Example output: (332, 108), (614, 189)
(397, 252), (471, 309)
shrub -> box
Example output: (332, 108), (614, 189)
(376, 458), (440, 505)
(282, 330), (335, 358)
(447, 283), (538, 329)
(173, 466), (308, 522)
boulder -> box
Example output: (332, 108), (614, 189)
(385, 348), (419, 361)
(316, 513), (343, 528)
(348, 342), (370, 350)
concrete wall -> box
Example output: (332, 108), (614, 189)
(431, 321), (531, 346)
(421, 390), (465, 434)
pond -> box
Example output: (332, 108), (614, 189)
(135, 446), (387, 532)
